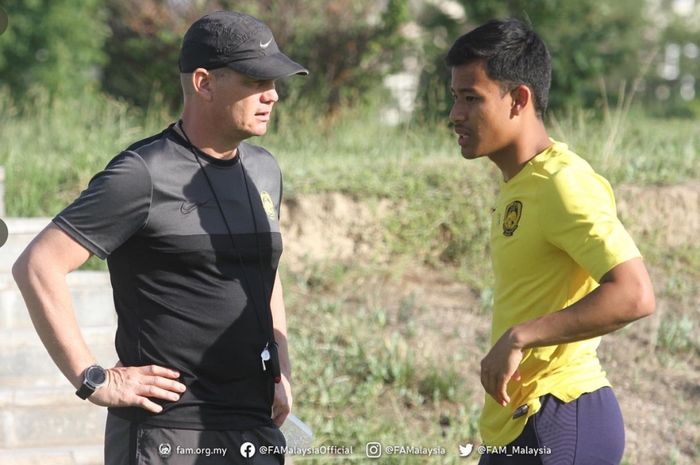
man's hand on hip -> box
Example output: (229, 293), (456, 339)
(89, 363), (186, 413)
(272, 373), (292, 427)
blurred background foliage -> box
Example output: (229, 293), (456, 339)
(416, 0), (652, 119)
(0, 0), (108, 97)
(0, 0), (699, 118)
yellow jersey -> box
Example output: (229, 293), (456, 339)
(479, 140), (641, 446)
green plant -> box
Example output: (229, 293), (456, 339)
(656, 316), (697, 354)
(415, 0), (655, 117)
(100, 0), (411, 113)
(0, 0), (108, 98)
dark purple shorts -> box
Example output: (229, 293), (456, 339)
(478, 387), (625, 465)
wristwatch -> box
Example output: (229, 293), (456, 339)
(75, 364), (108, 399)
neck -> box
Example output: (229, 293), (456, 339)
(489, 121), (551, 182)
(179, 110), (240, 160)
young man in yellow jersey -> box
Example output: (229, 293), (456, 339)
(447, 19), (655, 465)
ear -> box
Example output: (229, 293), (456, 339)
(510, 85), (532, 116)
(191, 68), (214, 102)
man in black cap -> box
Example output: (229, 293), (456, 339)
(13, 11), (307, 465)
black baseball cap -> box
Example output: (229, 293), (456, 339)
(179, 11), (308, 80)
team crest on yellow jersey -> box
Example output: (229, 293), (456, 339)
(260, 191), (277, 220)
(503, 201), (523, 236)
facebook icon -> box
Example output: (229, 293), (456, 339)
(240, 442), (256, 458)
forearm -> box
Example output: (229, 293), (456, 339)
(270, 272), (291, 379)
(13, 255), (95, 388)
(510, 286), (629, 349)
(510, 259), (655, 350)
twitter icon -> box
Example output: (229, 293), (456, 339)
(459, 444), (474, 457)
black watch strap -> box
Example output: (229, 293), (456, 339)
(76, 383), (95, 400)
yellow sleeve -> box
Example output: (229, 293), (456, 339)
(539, 167), (641, 282)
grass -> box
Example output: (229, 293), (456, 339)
(549, 108), (700, 184)
(0, 89), (162, 216)
(281, 262), (480, 464)
(645, 244), (700, 361)
(3, 89), (699, 216)
(2, 90), (699, 463)
(3, 89), (698, 282)
(657, 316), (698, 354)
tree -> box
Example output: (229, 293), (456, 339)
(100, 0), (410, 114)
(641, 0), (700, 117)
(248, 0), (411, 115)
(415, 0), (653, 118)
(101, 0), (200, 110)
(0, 0), (108, 98)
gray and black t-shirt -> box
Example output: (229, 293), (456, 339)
(54, 124), (283, 429)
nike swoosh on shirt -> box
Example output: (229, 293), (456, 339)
(180, 199), (210, 215)
(260, 38), (273, 49)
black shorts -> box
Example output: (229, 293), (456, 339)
(479, 387), (625, 465)
(105, 412), (286, 465)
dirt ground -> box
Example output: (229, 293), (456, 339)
(279, 183), (700, 465)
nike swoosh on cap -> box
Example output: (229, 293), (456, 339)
(260, 38), (273, 49)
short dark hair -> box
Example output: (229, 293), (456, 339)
(446, 19), (552, 117)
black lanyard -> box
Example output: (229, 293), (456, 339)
(176, 121), (278, 378)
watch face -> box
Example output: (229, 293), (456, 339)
(86, 366), (107, 386)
